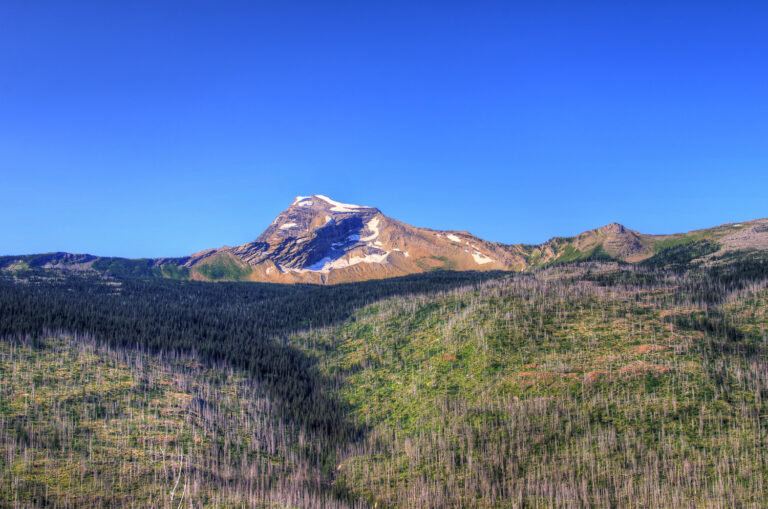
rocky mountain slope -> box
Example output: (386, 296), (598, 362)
(3, 194), (767, 283)
(172, 195), (517, 284)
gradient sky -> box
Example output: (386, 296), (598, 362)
(2, 1), (767, 257)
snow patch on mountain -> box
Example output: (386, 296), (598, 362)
(292, 196), (314, 207)
(314, 195), (369, 212)
(446, 234), (462, 243)
(360, 217), (380, 242)
(327, 252), (389, 270)
(472, 252), (493, 265)
(283, 250), (391, 273)
(298, 257), (333, 272)
(280, 222), (298, 230)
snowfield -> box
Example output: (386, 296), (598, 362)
(472, 252), (493, 265)
(360, 217), (380, 242)
(282, 248), (391, 273)
(293, 196), (314, 207)
(314, 195), (371, 212)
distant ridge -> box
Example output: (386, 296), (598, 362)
(3, 195), (767, 283)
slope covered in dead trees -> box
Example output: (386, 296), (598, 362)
(1, 250), (768, 507)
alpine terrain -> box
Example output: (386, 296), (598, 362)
(4, 194), (768, 284)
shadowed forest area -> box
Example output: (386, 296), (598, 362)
(2, 251), (768, 507)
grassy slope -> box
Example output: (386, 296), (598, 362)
(192, 252), (253, 281)
(293, 263), (768, 508)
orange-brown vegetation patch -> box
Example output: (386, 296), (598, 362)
(584, 362), (671, 384)
(618, 361), (671, 377)
(611, 318), (630, 329)
(594, 354), (621, 364)
(632, 344), (670, 354)
(442, 354), (458, 362)
(659, 308), (701, 319)
(519, 371), (578, 380)
(518, 371), (550, 379)
(584, 371), (609, 383)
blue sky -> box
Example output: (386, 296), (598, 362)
(1, 1), (767, 257)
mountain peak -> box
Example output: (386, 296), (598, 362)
(179, 194), (512, 283)
(598, 222), (627, 234)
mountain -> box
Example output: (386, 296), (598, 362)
(170, 196), (768, 283)
(3, 194), (768, 283)
(172, 195), (517, 284)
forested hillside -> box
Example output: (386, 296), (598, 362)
(0, 334), (349, 507)
(2, 251), (768, 507)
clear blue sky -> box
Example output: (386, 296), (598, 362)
(1, 1), (767, 257)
